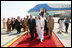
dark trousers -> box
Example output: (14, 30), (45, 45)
(65, 23), (69, 32)
(12, 24), (14, 30)
(34, 28), (37, 38)
(16, 26), (21, 34)
(29, 28), (34, 40)
(45, 27), (49, 35)
(12, 24), (16, 30)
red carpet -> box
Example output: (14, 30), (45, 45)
(8, 31), (64, 47)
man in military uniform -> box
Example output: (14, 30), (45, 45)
(25, 16), (29, 35)
(25, 16), (29, 26)
(47, 16), (54, 38)
(44, 16), (49, 35)
(22, 17), (27, 32)
(7, 18), (11, 32)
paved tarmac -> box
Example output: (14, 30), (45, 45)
(1, 17), (71, 47)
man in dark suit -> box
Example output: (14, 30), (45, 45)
(44, 17), (49, 35)
(11, 17), (16, 31)
(35, 16), (38, 38)
(11, 18), (14, 30)
(28, 15), (36, 40)
(15, 16), (21, 34)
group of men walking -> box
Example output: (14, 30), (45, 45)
(2, 16), (29, 34)
(27, 15), (54, 42)
(2, 14), (54, 42)
(2, 15), (70, 43)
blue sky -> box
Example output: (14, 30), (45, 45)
(1, 1), (71, 19)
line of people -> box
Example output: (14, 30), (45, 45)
(2, 16), (70, 43)
(2, 16), (29, 34)
(27, 15), (54, 42)
(2, 15), (54, 42)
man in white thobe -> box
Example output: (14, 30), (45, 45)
(2, 18), (6, 29)
(58, 17), (64, 33)
(36, 16), (45, 42)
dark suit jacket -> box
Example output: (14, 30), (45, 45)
(28, 18), (36, 29)
(15, 19), (21, 29)
(11, 20), (15, 26)
(44, 19), (47, 30)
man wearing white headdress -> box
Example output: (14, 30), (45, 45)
(36, 16), (45, 42)
(58, 17), (64, 33)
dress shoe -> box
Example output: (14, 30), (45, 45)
(65, 32), (68, 34)
(41, 40), (43, 43)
